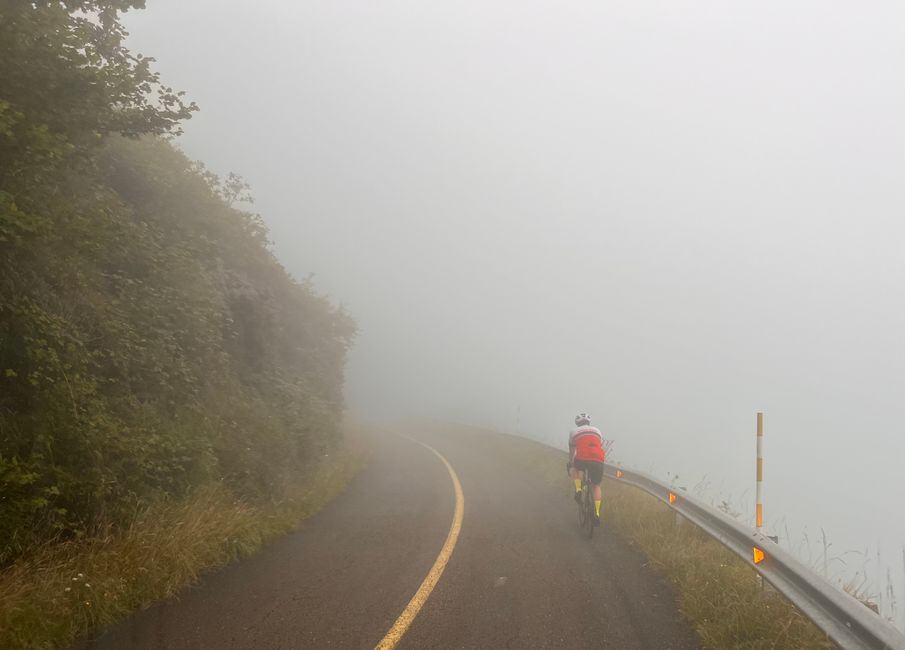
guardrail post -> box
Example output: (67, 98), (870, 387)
(675, 486), (687, 527)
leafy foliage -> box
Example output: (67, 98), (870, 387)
(0, 2), (355, 562)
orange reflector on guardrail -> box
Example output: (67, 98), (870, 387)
(668, 492), (677, 504)
(753, 547), (765, 564)
(616, 470), (624, 478)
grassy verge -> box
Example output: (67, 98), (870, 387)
(0, 443), (365, 650)
(439, 423), (835, 650)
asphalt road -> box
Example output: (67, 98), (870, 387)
(77, 428), (702, 649)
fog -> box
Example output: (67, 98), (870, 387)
(125, 1), (905, 621)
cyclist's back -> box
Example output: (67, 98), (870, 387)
(570, 424), (605, 464)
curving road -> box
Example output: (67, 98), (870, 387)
(77, 427), (701, 649)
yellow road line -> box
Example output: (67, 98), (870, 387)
(373, 437), (465, 650)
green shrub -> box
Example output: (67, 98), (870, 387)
(0, 2), (355, 562)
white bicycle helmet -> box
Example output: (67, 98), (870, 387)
(575, 412), (591, 426)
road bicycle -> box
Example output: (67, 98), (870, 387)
(575, 466), (596, 539)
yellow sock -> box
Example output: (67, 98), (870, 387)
(595, 500), (601, 516)
(573, 479), (582, 492)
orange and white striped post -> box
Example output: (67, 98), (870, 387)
(755, 411), (764, 533)
(755, 412), (777, 593)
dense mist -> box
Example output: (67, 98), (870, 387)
(125, 0), (905, 622)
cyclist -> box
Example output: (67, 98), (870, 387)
(568, 413), (605, 525)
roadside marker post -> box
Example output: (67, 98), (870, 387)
(755, 412), (777, 593)
(756, 411), (764, 532)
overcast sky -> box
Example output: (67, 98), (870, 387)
(124, 0), (905, 620)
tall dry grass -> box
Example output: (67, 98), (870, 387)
(602, 480), (835, 649)
(0, 451), (363, 650)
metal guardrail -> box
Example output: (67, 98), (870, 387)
(602, 464), (905, 650)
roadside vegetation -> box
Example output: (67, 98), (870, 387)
(1, 2), (359, 648)
(440, 424), (836, 649)
(0, 450), (363, 650)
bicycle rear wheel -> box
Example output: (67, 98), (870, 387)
(577, 485), (587, 528)
(583, 484), (594, 539)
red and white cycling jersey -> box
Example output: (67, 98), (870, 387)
(569, 425), (605, 463)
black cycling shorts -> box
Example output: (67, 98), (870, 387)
(574, 459), (604, 485)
